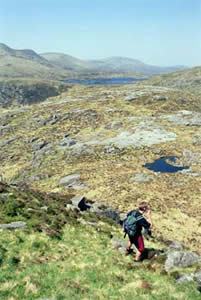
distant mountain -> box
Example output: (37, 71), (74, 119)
(147, 66), (201, 90)
(41, 52), (88, 71)
(85, 56), (187, 74)
(41, 53), (187, 75)
(0, 43), (188, 79)
(0, 43), (72, 80)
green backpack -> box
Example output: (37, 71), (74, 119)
(123, 210), (143, 237)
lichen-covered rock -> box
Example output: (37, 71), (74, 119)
(165, 251), (201, 271)
(59, 174), (86, 190)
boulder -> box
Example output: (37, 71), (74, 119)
(153, 95), (168, 101)
(0, 221), (27, 230)
(111, 237), (128, 254)
(195, 271), (201, 285)
(165, 251), (201, 272)
(70, 195), (90, 211)
(105, 121), (123, 130)
(176, 274), (194, 284)
(59, 174), (85, 190)
(101, 208), (121, 224)
(168, 240), (185, 251)
(103, 128), (177, 150)
(129, 173), (153, 183)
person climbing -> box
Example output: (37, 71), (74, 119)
(124, 201), (153, 262)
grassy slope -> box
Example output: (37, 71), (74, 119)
(0, 184), (200, 300)
(0, 56), (72, 80)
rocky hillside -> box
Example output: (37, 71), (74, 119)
(1, 73), (201, 298)
(147, 66), (201, 90)
(0, 78), (70, 107)
(1, 81), (201, 256)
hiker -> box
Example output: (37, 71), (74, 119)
(124, 201), (153, 262)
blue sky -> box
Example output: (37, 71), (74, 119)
(0, 0), (201, 66)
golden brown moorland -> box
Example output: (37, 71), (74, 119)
(1, 80), (201, 255)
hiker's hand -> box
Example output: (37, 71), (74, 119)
(146, 209), (151, 216)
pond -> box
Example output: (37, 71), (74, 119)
(63, 77), (147, 86)
(143, 156), (189, 173)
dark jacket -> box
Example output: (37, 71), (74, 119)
(128, 210), (151, 236)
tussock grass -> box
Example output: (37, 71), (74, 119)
(0, 223), (200, 300)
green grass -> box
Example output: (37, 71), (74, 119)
(0, 222), (200, 300)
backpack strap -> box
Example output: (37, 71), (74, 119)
(127, 210), (144, 222)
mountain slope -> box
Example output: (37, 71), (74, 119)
(147, 66), (201, 90)
(86, 56), (187, 74)
(0, 43), (72, 79)
(0, 43), (189, 79)
(41, 53), (187, 74)
(41, 52), (88, 71)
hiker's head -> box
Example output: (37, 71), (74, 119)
(138, 201), (149, 213)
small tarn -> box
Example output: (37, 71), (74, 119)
(143, 156), (189, 173)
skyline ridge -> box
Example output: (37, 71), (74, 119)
(1, 0), (200, 67)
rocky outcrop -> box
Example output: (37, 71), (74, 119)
(59, 174), (86, 190)
(0, 79), (69, 107)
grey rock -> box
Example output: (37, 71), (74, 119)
(163, 111), (201, 126)
(70, 144), (95, 156)
(60, 174), (80, 185)
(111, 238), (128, 251)
(165, 251), (201, 271)
(66, 204), (75, 211)
(28, 136), (38, 143)
(0, 136), (19, 147)
(0, 175), (3, 182)
(104, 145), (125, 154)
(90, 202), (106, 213)
(0, 221), (27, 230)
(70, 183), (86, 190)
(101, 208), (121, 224)
(153, 95), (168, 101)
(27, 175), (40, 182)
(124, 91), (149, 101)
(168, 240), (185, 251)
(176, 274), (194, 284)
(59, 174), (86, 190)
(192, 134), (201, 145)
(104, 127), (177, 150)
(195, 271), (201, 285)
(129, 173), (153, 183)
(119, 212), (127, 223)
(60, 138), (77, 147)
(71, 195), (90, 211)
(32, 141), (48, 150)
(60, 174), (81, 186)
(79, 219), (97, 226)
(105, 121), (123, 130)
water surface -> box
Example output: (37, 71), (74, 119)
(143, 156), (189, 173)
(63, 77), (147, 86)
